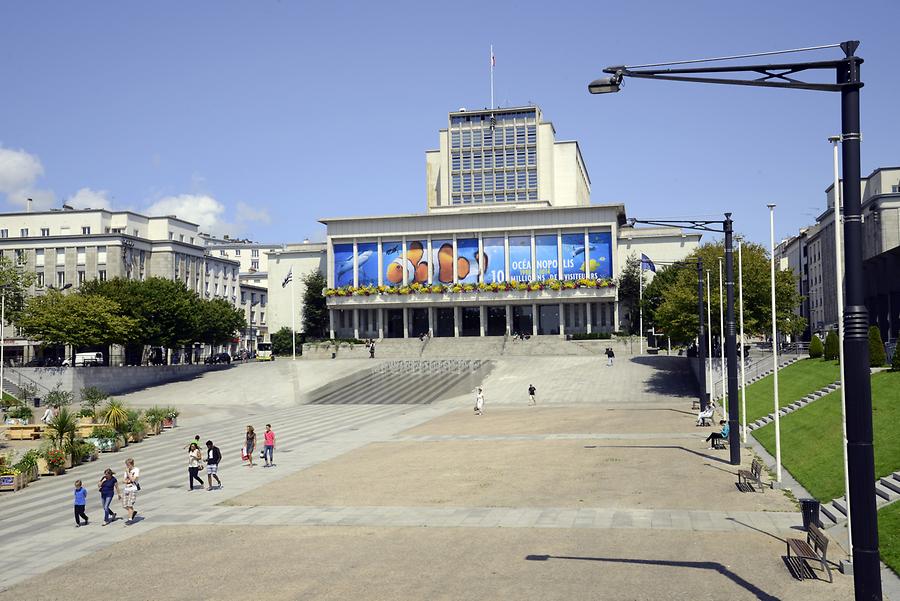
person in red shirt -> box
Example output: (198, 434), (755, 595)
(263, 424), (276, 467)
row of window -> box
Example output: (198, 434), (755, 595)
(451, 191), (539, 204)
(450, 125), (537, 149)
(0, 226), (145, 238)
(33, 270), (107, 288)
(450, 109), (537, 126)
(452, 170), (538, 193)
(27, 246), (109, 267)
(217, 248), (260, 257)
(451, 147), (536, 170)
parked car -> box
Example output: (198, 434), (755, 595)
(63, 352), (104, 367)
(204, 352), (232, 364)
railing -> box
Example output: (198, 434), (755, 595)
(706, 347), (806, 400)
(3, 367), (54, 402)
(371, 359), (486, 376)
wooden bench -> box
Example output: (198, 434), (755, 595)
(786, 523), (833, 583)
(4, 425), (44, 441)
(737, 458), (766, 492)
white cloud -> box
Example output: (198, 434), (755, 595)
(146, 194), (230, 234)
(235, 201), (271, 225)
(67, 187), (113, 210)
(0, 144), (55, 209)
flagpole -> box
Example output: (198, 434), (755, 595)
(639, 264), (644, 355)
(768, 203), (782, 484)
(738, 238), (747, 443)
(719, 257), (726, 420)
(490, 45), (494, 109)
(290, 269), (297, 361)
(706, 270), (713, 405)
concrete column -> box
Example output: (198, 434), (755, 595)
(504, 234), (510, 283)
(426, 238), (433, 285)
(428, 307), (434, 336)
(402, 307), (409, 338)
(353, 308), (359, 340)
(586, 301), (593, 334)
(329, 309), (335, 340)
(530, 231), (536, 281)
(532, 303), (538, 336)
(401, 237), (407, 285)
(479, 305), (485, 337)
(557, 230), (563, 279)
(352, 239), (358, 287)
(377, 308), (384, 339)
(377, 238), (383, 286)
(453, 306), (460, 337)
(452, 235), (458, 282)
(559, 302), (566, 338)
(505, 305), (512, 336)
(477, 233), (484, 283)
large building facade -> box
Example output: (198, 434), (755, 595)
(321, 106), (700, 339)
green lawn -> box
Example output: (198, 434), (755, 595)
(753, 370), (900, 501)
(881, 502), (900, 577)
(741, 358), (840, 423)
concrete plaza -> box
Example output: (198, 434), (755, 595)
(0, 356), (855, 600)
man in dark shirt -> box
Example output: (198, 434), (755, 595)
(205, 440), (222, 490)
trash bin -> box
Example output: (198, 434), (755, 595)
(331, 352), (336, 359)
(33, 397), (41, 408)
(800, 498), (821, 531)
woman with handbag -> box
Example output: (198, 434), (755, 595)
(188, 443), (204, 490)
(244, 425), (256, 467)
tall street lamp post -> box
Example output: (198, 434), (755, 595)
(718, 257), (726, 421)
(589, 41), (879, 598)
(768, 204), (783, 485)
(737, 236), (748, 443)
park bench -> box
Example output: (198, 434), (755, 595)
(4, 425), (44, 440)
(786, 522), (833, 583)
(712, 433), (728, 450)
(737, 458), (766, 492)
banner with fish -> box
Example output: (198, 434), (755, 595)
(382, 241), (403, 286)
(534, 234), (559, 282)
(456, 237), (481, 284)
(586, 231), (612, 279)
(482, 236), (506, 283)
(560, 233), (585, 280)
(333, 243), (355, 287)
(357, 242), (378, 285)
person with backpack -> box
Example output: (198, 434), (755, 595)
(605, 347), (615, 367)
(205, 440), (222, 490)
(528, 384), (537, 406)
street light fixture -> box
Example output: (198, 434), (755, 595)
(590, 41), (880, 598)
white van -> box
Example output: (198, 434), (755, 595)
(66, 352), (104, 367)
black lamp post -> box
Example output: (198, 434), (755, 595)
(590, 41), (879, 599)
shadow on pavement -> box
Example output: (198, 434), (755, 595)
(630, 356), (698, 399)
(524, 554), (780, 601)
(588, 444), (734, 466)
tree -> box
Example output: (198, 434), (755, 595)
(891, 345), (900, 372)
(809, 335), (824, 359)
(192, 298), (246, 346)
(302, 270), (327, 339)
(18, 291), (137, 349)
(643, 241), (805, 344)
(271, 326), (297, 356)
(616, 254), (644, 334)
(869, 325), (886, 367)
(0, 254), (36, 324)
(824, 330), (840, 361)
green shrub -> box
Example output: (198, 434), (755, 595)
(809, 336), (824, 359)
(891, 346), (900, 372)
(6, 405), (33, 421)
(90, 426), (118, 441)
(80, 386), (108, 416)
(45, 384), (74, 407)
(824, 330), (840, 361)
(869, 326), (886, 367)
(14, 449), (41, 473)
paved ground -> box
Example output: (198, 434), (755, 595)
(0, 355), (861, 599)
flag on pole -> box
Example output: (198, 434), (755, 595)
(491, 52), (495, 67)
(640, 254), (656, 273)
(282, 267), (293, 288)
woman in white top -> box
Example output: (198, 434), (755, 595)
(473, 387), (485, 416)
(122, 458), (140, 524)
(188, 443), (204, 490)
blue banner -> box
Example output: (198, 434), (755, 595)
(333, 243), (354, 287)
(586, 231), (613, 279)
(534, 234), (558, 282)
(482, 237), (506, 283)
(431, 239), (454, 284)
(357, 242), (378, 286)
(382, 241), (404, 286)
(508, 235), (532, 282)
(561, 233), (585, 280)
(457, 238), (480, 283)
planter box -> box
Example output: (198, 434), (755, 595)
(127, 432), (145, 443)
(0, 473), (26, 492)
(36, 458), (66, 476)
(163, 417), (178, 429)
(87, 437), (121, 453)
(76, 417), (96, 426)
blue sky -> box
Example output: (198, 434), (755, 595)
(1, 1), (898, 247)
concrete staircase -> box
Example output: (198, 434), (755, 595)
(821, 471), (900, 526)
(747, 380), (842, 432)
(1, 377), (24, 401)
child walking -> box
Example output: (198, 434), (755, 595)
(73, 480), (89, 527)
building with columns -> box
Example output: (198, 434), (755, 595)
(321, 105), (701, 340)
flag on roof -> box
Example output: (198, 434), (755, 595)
(282, 267), (293, 288)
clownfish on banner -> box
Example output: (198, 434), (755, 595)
(385, 242), (488, 285)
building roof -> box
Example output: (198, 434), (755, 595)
(1, 207), (201, 228)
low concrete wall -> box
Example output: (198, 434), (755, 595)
(9, 364), (230, 398)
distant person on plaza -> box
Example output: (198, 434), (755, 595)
(605, 347), (615, 367)
(696, 400), (716, 427)
(98, 468), (120, 525)
(187, 443), (204, 490)
(40, 405), (54, 424)
(263, 424), (276, 467)
(369, 343), (376, 359)
(122, 458), (140, 524)
(705, 420), (729, 449)
(474, 386), (485, 416)
(73, 479), (89, 527)
(528, 384), (537, 406)
(244, 425), (256, 467)
(205, 440), (222, 490)
(184, 434), (201, 450)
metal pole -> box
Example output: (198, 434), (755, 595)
(719, 257), (726, 420)
(697, 259), (708, 411)
(768, 204), (782, 483)
(724, 214), (740, 465)
(830, 134), (852, 561)
(738, 239), (747, 443)
(290, 270), (297, 360)
(838, 42), (881, 597)
(706, 271), (713, 404)
(0, 289), (5, 402)
(639, 265), (644, 354)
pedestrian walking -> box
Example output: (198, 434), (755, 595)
(184, 434), (202, 450)
(205, 440), (222, 490)
(73, 479), (89, 527)
(369, 343), (376, 359)
(98, 468), (120, 525)
(188, 443), (204, 490)
(605, 347), (615, 367)
(528, 384), (537, 406)
(121, 458), (140, 524)
(263, 424), (276, 467)
(473, 386), (485, 416)
(244, 426), (256, 467)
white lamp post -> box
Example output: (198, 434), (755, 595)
(706, 270), (713, 403)
(719, 257), (727, 420)
(738, 237), (747, 443)
(768, 203), (782, 484)
(830, 134), (852, 560)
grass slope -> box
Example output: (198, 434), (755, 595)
(753, 370), (900, 502)
(881, 502), (900, 577)
(740, 359), (840, 424)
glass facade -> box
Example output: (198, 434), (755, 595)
(449, 108), (538, 205)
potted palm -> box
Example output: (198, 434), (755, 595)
(125, 410), (147, 443)
(45, 407), (79, 467)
